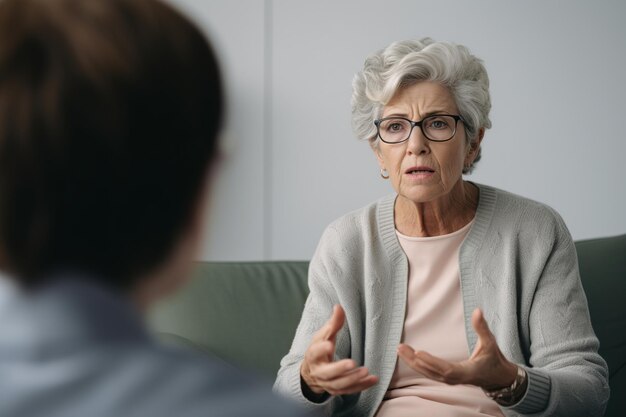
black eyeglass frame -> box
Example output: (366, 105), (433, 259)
(373, 114), (465, 144)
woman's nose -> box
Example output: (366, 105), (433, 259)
(406, 126), (430, 155)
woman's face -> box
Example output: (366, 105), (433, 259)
(374, 81), (480, 204)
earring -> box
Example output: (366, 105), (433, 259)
(380, 168), (389, 179)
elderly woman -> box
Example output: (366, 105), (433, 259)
(274, 38), (609, 417)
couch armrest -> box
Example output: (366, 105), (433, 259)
(147, 261), (310, 377)
(576, 234), (626, 417)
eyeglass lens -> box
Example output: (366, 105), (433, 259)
(378, 115), (457, 142)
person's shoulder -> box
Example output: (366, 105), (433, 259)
(309, 195), (394, 283)
(0, 342), (308, 417)
(479, 183), (564, 223)
(320, 194), (394, 244)
(104, 344), (311, 417)
(477, 183), (569, 238)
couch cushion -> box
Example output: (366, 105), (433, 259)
(147, 261), (310, 377)
(575, 234), (626, 416)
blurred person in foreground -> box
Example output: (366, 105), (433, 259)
(0, 0), (311, 416)
(274, 38), (609, 416)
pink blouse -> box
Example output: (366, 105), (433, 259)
(375, 221), (504, 417)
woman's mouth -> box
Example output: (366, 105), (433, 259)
(405, 166), (435, 174)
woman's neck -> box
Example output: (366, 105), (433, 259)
(394, 180), (478, 237)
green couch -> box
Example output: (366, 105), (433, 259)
(147, 234), (626, 416)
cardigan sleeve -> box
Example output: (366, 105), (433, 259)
(273, 225), (353, 416)
(507, 209), (609, 416)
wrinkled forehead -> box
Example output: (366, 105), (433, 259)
(382, 81), (458, 118)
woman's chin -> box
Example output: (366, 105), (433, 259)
(397, 186), (445, 205)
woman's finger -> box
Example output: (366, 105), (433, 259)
(471, 308), (494, 343)
(323, 305), (346, 341)
(397, 344), (417, 363)
(406, 359), (442, 381)
(313, 359), (357, 381)
(398, 345), (440, 376)
(398, 345), (449, 374)
(398, 345), (470, 385)
(331, 374), (379, 396)
(305, 340), (335, 364)
(414, 350), (456, 375)
(323, 367), (378, 395)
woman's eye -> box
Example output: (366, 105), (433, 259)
(428, 118), (449, 129)
(383, 120), (407, 133)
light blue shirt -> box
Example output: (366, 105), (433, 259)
(0, 276), (310, 417)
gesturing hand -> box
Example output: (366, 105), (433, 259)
(397, 308), (518, 391)
(300, 305), (378, 399)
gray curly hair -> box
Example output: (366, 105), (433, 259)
(351, 38), (491, 174)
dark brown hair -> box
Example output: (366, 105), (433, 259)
(0, 0), (223, 289)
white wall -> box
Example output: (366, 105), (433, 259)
(170, 0), (626, 261)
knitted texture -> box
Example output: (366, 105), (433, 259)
(274, 183), (609, 417)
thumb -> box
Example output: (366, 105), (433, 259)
(324, 305), (346, 341)
(471, 308), (494, 342)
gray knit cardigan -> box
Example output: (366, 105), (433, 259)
(274, 183), (609, 417)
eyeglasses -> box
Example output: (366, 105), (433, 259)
(374, 114), (464, 144)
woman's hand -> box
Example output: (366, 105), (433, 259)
(397, 308), (518, 391)
(300, 305), (378, 400)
